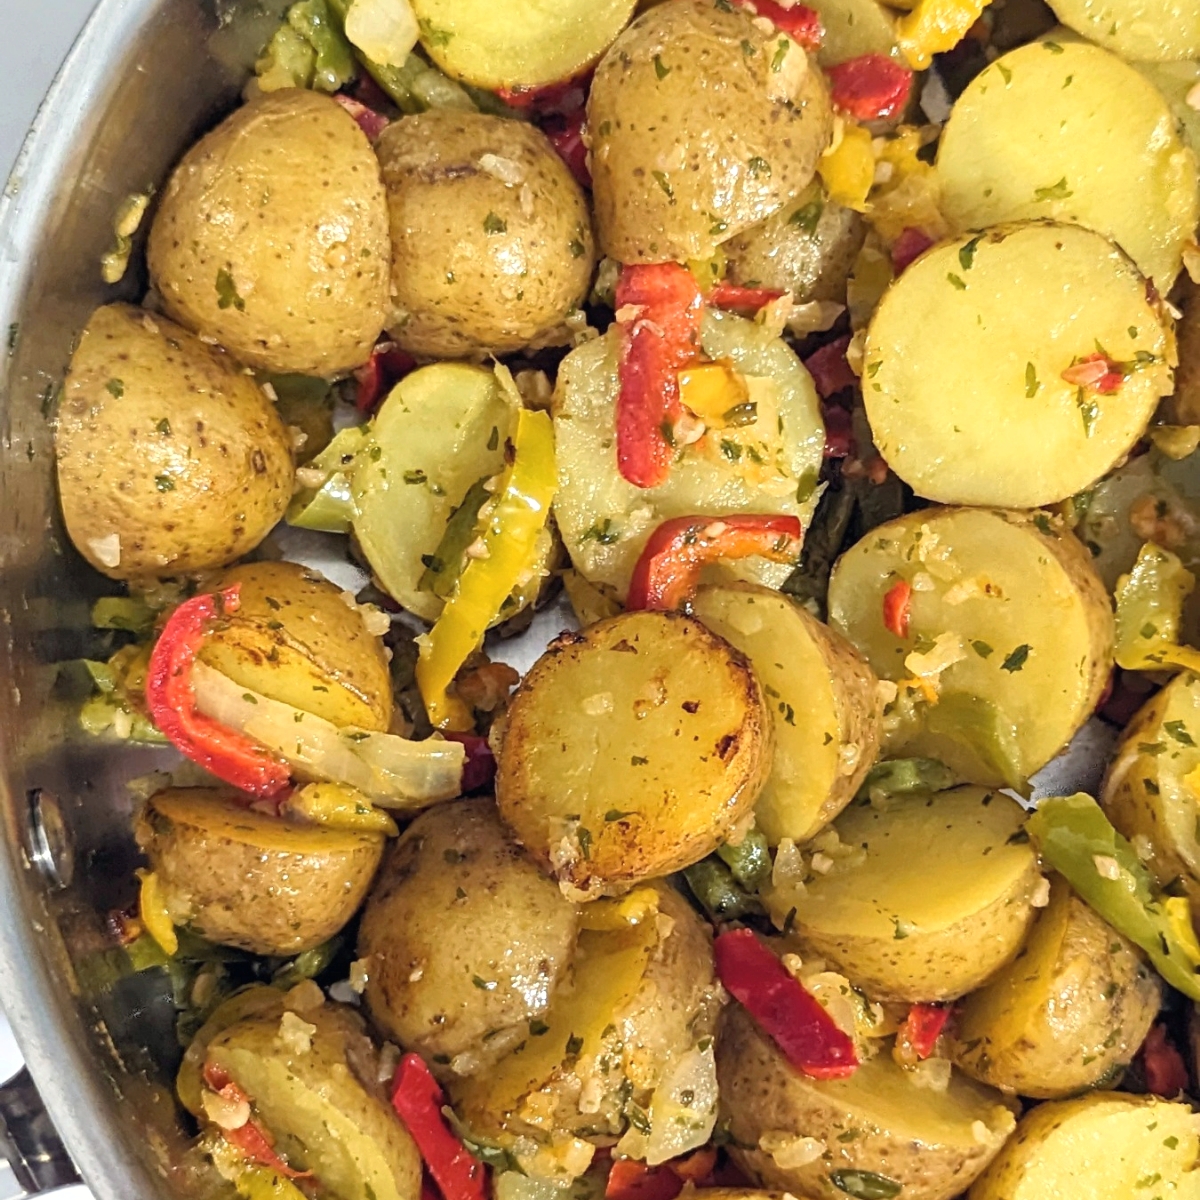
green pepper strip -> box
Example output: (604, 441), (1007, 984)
(1114, 541), (1200, 674)
(1027, 793), (1200, 1000)
(416, 409), (556, 730)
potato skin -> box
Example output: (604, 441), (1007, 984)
(495, 611), (772, 897)
(202, 560), (394, 732)
(589, 0), (833, 263)
(55, 304), (293, 580)
(716, 1005), (1016, 1200)
(377, 111), (595, 358)
(358, 799), (580, 1071)
(137, 788), (384, 955)
(148, 89), (390, 376)
(1168, 277), (1200, 424)
(952, 877), (1161, 1098)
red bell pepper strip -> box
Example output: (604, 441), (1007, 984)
(706, 282), (786, 314)
(333, 94), (390, 141)
(391, 1054), (487, 1200)
(826, 54), (914, 121)
(606, 1161), (683, 1200)
(733, 0), (824, 51)
(442, 732), (496, 793)
(627, 515), (803, 611)
(804, 334), (856, 399)
(902, 1003), (950, 1060)
(822, 403), (854, 459)
(882, 579), (912, 638)
(1141, 1023), (1190, 1096)
(543, 110), (592, 189)
(496, 73), (590, 115)
(1061, 352), (1123, 395)
(145, 588), (291, 799)
(891, 226), (936, 273)
(355, 342), (418, 414)
(615, 264), (704, 490)
(202, 1064), (311, 1179)
(715, 929), (858, 1078)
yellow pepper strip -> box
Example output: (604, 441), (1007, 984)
(417, 408), (557, 730)
(1113, 542), (1200, 673)
(897, 0), (992, 71)
(281, 781), (398, 836)
(677, 363), (749, 427)
(137, 869), (178, 957)
(818, 123), (875, 213)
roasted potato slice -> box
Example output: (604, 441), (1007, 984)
(202, 560), (393, 732)
(1045, 0), (1200, 62)
(358, 799), (580, 1071)
(766, 787), (1042, 1001)
(137, 789), (384, 955)
(716, 1005), (1017, 1200)
(588, 0), (833, 263)
(55, 304), (293, 580)
(691, 584), (882, 844)
(495, 611), (772, 897)
(968, 1093), (1199, 1200)
(149, 89), (390, 376)
(952, 876), (1160, 1098)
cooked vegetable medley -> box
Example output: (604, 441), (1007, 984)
(49, 0), (1200, 1197)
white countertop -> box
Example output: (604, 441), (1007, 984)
(1, 0), (99, 182)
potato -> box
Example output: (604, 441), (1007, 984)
(588, 0), (833, 264)
(937, 43), (1198, 290)
(1102, 672), (1200, 911)
(552, 310), (824, 602)
(205, 1000), (421, 1200)
(1046, 0), (1200, 62)
(766, 787), (1041, 1002)
(828, 507), (1114, 788)
(968, 1093), (1200, 1200)
(148, 90), (390, 376)
(691, 584), (882, 845)
(411, 0), (637, 90)
(716, 1005), (1017, 1200)
(350, 363), (555, 623)
(201, 560), (393, 731)
(1137, 60), (1200, 155)
(136, 788), (384, 955)
(376, 111), (594, 359)
(722, 184), (866, 312)
(357, 799), (580, 1071)
(495, 611), (772, 898)
(863, 223), (1173, 509)
(453, 884), (722, 1157)
(952, 876), (1161, 1098)
(55, 304), (293, 580)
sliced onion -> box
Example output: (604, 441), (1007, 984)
(344, 0), (419, 68)
(642, 1042), (719, 1166)
(192, 662), (463, 808)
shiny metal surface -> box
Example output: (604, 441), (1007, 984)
(0, 3), (261, 1196)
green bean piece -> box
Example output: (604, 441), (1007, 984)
(255, 22), (317, 91)
(287, 0), (356, 93)
(418, 478), (492, 601)
(855, 757), (955, 801)
(684, 858), (760, 921)
(717, 827), (772, 891)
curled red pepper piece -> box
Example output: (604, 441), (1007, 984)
(355, 342), (419, 415)
(202, 1064), (311, 1179)
(442, 732), (497, 793)
(706, 282), (786, 314)
(902, 1003), (951, 1060)
(822, 403), (854, 459)
(734, 0), (824, 51)
(333, 94), (390, 141)
(145, 588), (291, 799)
(1062, 352), (1123, 395)
(804, 334), (857, 399)
(604, 1149), (719, 1200)
(615, 264), (705, 490)
(391, 1054), (487, 1200)
(882, 578), (912, 638)
(891, 226), (936, 273)
(826, 54), (914, 121)
(544, 110), (592, 189)
(1140, 1023), (1189, 1096)
(715, 928), (859, 1079)
(627, 515), (803, 611)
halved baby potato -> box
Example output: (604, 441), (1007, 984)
(1045, 0), (1200, 62)
(952, 876), (1161, 1098)
(968, 1093), (1200, 1200)
(136, 788), (385, 955)
(553, 309), (825, 603)
(588, 0), (833, 263)
(495, 611), (772, 898)
(766, 787), (1041, 1001)
(828, 507), (1114, 787)
(937, 42), (1199, 289)
(863, 222), (1173, 508)
(412, 0), (637, 90)
(691, 584), (882, 845)
(1103, 672), (1200, 910)
(202, 560), (393, 732)
(716, 1004), (1017, 1200)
